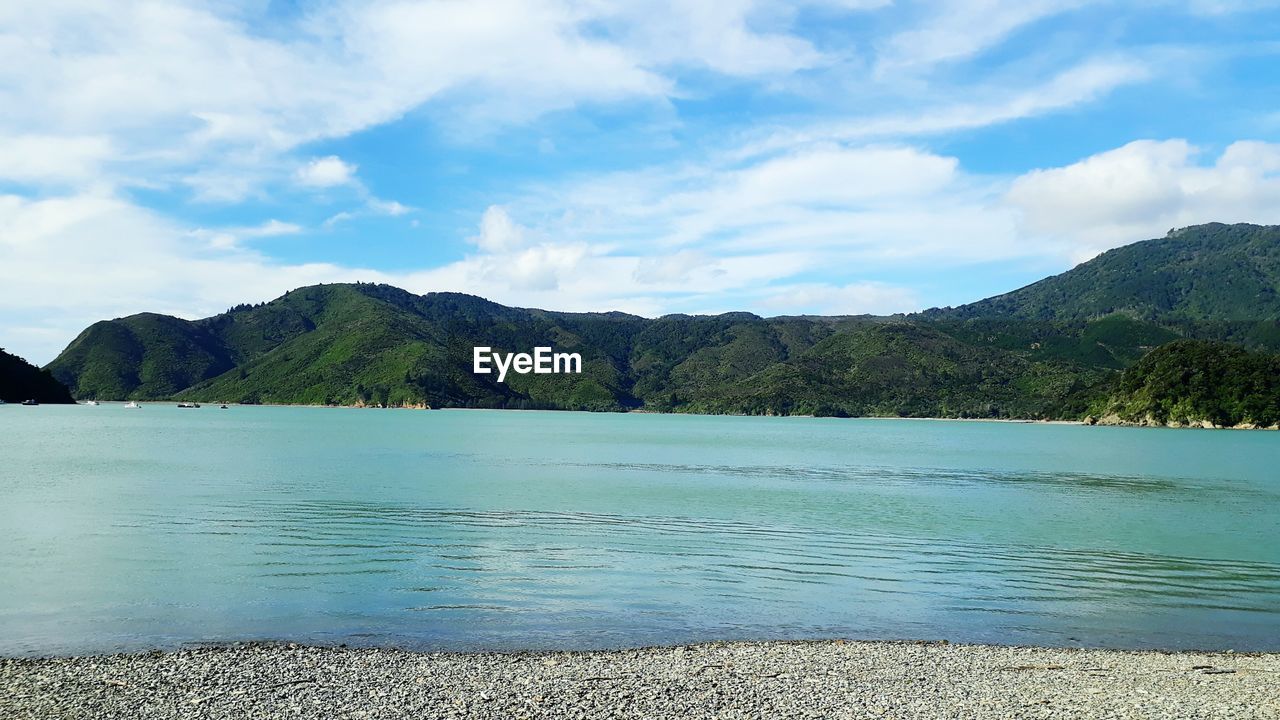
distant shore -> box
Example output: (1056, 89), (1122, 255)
(5, 640), (1275, 719)
(57, 401), (1280, 429)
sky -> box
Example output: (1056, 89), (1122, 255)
(3, 1), (1280, 365)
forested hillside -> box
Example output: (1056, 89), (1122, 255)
(1, 349), (74, 404)
(1089, 340), (1280, 428)
(44, 223), (1280, 423)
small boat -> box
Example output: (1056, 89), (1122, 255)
(21, 399), (38, 406)
(220, 404), (229, 409)
(177, 402), (201, 408)
(85, 400), (99, 406)
(123, 401), (141, 409)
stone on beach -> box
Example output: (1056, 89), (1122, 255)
(4, 640), (1278, 719)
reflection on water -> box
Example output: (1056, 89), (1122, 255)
(571, 461), (1202, 494)
(0, 407), (1277, 655)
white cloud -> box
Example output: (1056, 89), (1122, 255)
(0, 134), (115, 185)
(190, 219), (303, 250)
(528, 142), (1022, 265)
(243, 219), (304, 238)
(633, 250), (718, 284)
(368, 199), (413, 216)
(294, 156), (357, 188)
(470, 205), (529, 253)
(877, 0), (1092, 73)
(759, 282), (921, 316)
(316, 198), (415, 227)
(0, 0), (901, 199)
(322, 212), (356, 228)
(410, 243), (818, 315)
(0, 0), (678, 201)
(0, 191), (388, 363)
(504, 244), (589, 291)
(737, 57), (1152, 158)
(589, 1), (825, 77)
(0, 191), (818, 363)
(1006, 139), (1280, 259)
(728, 145), (960, 204)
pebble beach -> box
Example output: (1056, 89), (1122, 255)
(4, 640), (1278, 719)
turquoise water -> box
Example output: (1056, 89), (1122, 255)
(1, 405), (1277, 656)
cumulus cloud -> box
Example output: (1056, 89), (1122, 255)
(505, 244), (589, 291)
(460, 208), (591, 291)
(294, 156), (357, 188)
(470, 206), (529, 253)
(1006, 139), (1280, 259)
(292, 157), (413, 222)
(0, 191), (380, 361)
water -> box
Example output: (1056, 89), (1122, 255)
(1, 405), (1277, 656)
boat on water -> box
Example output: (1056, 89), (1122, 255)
(85, 400), (99, 406)
(21, 399), (38, 406)
(123, 401), (141, 409)
(177, 402), (201, 409)
(220, 404), (228, 409)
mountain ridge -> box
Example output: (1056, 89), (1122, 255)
(41, 223), (1280, 423)
(925, 222), (1280, 324)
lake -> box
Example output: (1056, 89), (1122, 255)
(1, 405), (1277, 656)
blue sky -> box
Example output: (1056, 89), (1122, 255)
(2, 0), (1280, 363)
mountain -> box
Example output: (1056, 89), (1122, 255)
(40, 283), (1115, 417)
(1089, 340), (1280, 429)
(926, 223), (1280, 348)
(47, 283), (850, 411)
(47, 313), (234, 400)
(43, 222), (1280, 420)
(1, 349), (75, 404)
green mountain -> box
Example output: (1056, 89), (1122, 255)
(47, 313), (234, 400)
(928, 223), (1280, 324)
(1089, 340), (1280, 429)
(38, 284), (1119, 417)
(681, 322), (1112, 419)
(43, 222), (1280, 422)
(1, 349), (74, 404)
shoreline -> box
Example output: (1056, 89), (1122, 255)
(48, 401), (1280, 429)
(6, 640), (1275, 718)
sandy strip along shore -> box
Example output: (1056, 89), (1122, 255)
(3, 640), (1277, 719)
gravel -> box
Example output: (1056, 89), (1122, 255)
(3, 640), (1278, 719)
